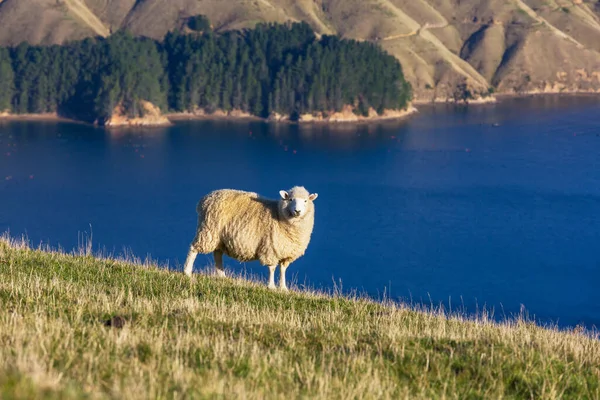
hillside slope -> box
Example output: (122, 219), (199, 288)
(3, 0), (600, 101)
(1, 237), (599, 398)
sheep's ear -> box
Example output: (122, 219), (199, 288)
(279, 190), (289, 200)
(309, 193), (318, 201)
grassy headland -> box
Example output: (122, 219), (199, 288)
(0, 237), (599, 399)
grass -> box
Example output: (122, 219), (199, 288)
(517, 7), (529, 16)
(0, 236), (599, 399)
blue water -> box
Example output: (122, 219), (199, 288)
(1, 96), (599, 328)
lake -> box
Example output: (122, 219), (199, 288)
(1, 96), (599, 329)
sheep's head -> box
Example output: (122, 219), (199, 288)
(278, 186), (318, 221)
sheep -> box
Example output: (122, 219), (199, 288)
(183, 186), (318, 290)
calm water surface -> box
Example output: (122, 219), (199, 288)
(1, 96), (599, 328)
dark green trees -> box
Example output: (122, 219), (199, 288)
(5, 33), (167, 122)
(92, 32), (167, 121)
(164, 21), (411, 118)
(0, 48), (13, 112)
(188, 15), (211, 32)
(0, 20), (412, 122)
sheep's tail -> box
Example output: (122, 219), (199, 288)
(191, 198), (219, 254)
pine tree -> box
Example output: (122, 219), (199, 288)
(0, 48), (14, 112)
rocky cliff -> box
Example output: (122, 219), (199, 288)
(2, 0), (600, 101)
(296, 105), (418, 123)
(102, 101), (171, 127)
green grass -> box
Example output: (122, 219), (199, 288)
(517, 7), (529, 16)
(0, 237), (599, 399)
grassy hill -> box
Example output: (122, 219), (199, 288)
(1, 236), (599, 399)
(2, 0), (600, 101)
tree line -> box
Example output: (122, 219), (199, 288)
(0, 19), (412, 122)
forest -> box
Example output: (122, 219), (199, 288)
(0, 19), (412, 123)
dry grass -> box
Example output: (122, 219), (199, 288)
(0, 235), (599, 399)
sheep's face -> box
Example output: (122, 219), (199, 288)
(279, 187), (318, 221)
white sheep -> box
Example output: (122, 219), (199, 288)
(183, 186), (318, 290)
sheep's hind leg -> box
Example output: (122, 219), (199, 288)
(267, 265), (277, 290)
(213, 250), (226, 277)
(279, 261), (290, 292)
(184, 246), (198, 277)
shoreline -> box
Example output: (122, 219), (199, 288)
(166, 111), (263, 122)
(299, 105), (418, 124)
(0, 112), (80, 123)
(0, 107), (419, 126)
(414, 90), (600, 105)
(494, 91), (600, 101)
(167, 105), (419, 124)
(2, 91), (600, 126)
(413, 96), (497, 105)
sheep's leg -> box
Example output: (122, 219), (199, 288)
(214, 250), (226, 277)
(279, 262), (290, 291)
(183, 246), (198, 277)
(267, 265), (277, 290)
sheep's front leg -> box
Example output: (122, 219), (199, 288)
(214, 250), (226, 277)
(184, 246), (198, 277)
(267, 265), (277, 290)
(279, 261), (290, 291)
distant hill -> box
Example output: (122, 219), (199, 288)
(2, 0), (600, 101)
